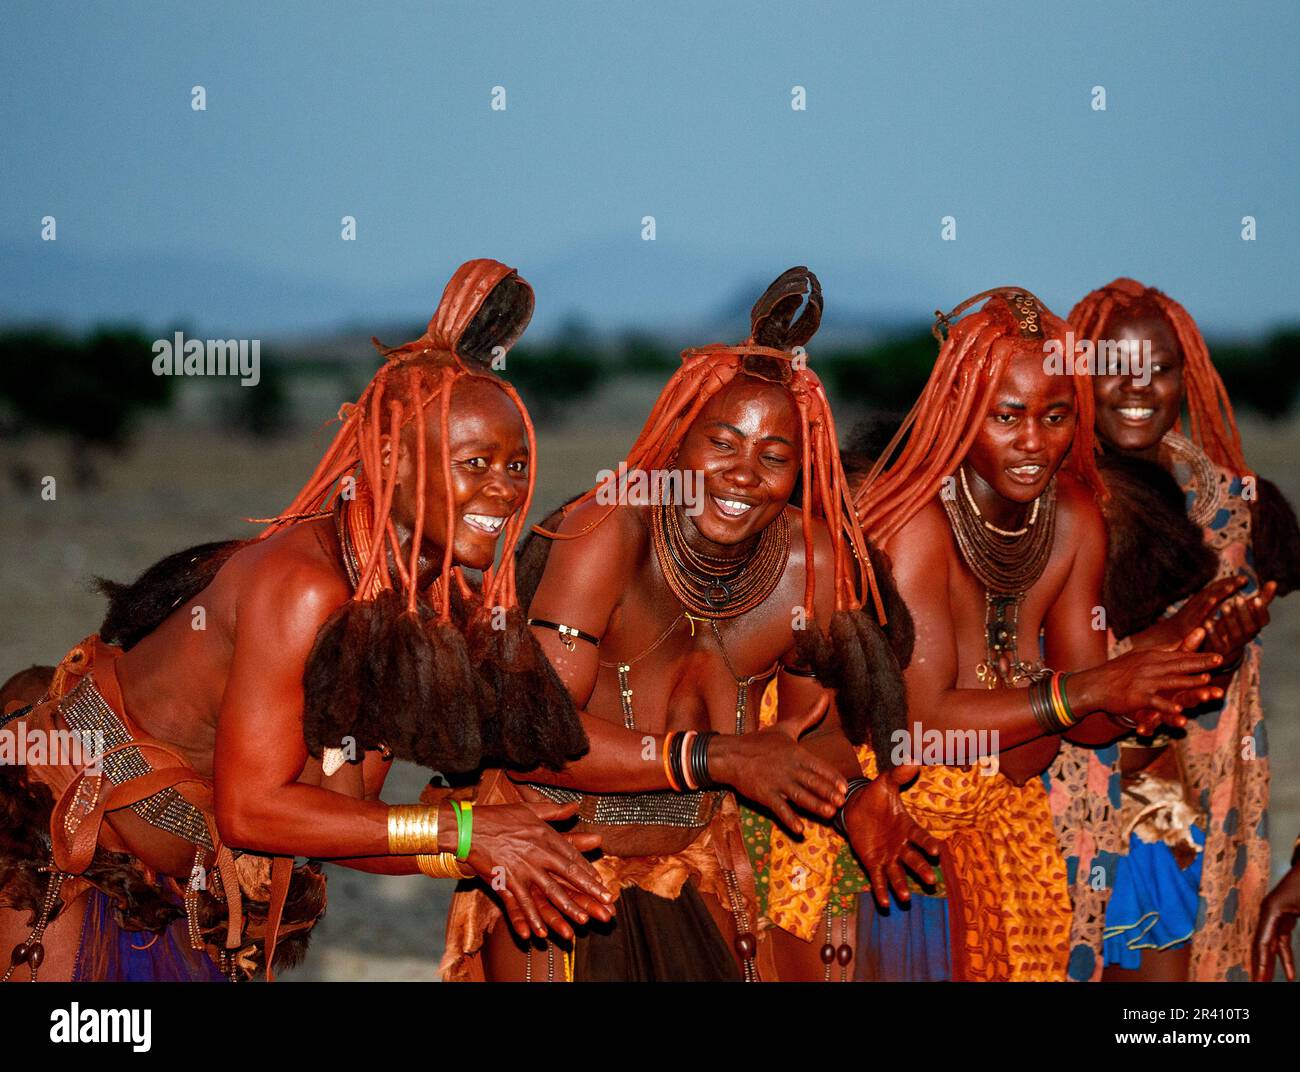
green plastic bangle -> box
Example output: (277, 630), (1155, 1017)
(451, 800), (473, 861)
(1058, 672), (1075, 725)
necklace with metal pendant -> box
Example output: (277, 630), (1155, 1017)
(944, 471), (1057, 689)
(707, 617), (759, 735)
(973, 591), (1041, 689)
(651, 501), (789, 618)
(599, 611), (757, 734)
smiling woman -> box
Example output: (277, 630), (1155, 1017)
(1065, 278), (1300, 982)
(0, 259), (611, 984)
(265, 262), (586, 777)
(836, 289), (1226, 982)
(437, 267), (928, 984)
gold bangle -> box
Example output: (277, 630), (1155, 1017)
(416, 852), (471, 879)
(388, 804), (440, 855)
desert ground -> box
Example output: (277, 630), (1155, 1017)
(2, 378), (1295, 981)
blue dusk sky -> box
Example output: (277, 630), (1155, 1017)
(2, 1), (1296, 339)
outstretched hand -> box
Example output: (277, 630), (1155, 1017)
(710, 694), (847, 836)
(1077, 627), (1222, 736)
(1202, 581), (1276, 662)
(1252, 862), (1300, 982)
(1136, 576), (1244, 650)
(1125, 627), (1224, 735)
(842, 764), (941, 910)
(468, 800), (614, 942)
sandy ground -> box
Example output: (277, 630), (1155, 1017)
(1, 383), (1294, 981)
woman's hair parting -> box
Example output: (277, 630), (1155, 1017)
(533, 267), (913, 761)
(855, 287), (1103, 546)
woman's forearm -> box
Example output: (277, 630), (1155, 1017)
(511, 711), (671, 791)
(217, 787), (456, 859)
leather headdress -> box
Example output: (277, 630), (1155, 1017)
(262, 258), (537, 619)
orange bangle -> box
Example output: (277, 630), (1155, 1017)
(662, 732), (682, 792)
(1049, 671), (1075, 728)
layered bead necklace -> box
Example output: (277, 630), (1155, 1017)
(651, 500), (789, 619)
(942, 467), (1058, 688)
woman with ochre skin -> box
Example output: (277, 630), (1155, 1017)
(0, 261), (613, 982)
(444, 268), (936, 982)
(843, 289), (1223, 981)
(1069, 278), (1299, 982)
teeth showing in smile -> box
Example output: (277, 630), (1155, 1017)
(463, 513), (506, 535)
(713, 496), (754, 517)
(1008, 464), (1043, 476)
(1118, 407), (1155, 420)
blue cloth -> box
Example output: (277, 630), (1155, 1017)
(72, 888), (227, 982)
(1102, 825), (1205, 971)
(855, 892), (952, 981)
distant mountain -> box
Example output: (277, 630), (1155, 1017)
(0, 240), (362, 337)
(0, 234), (942, 345)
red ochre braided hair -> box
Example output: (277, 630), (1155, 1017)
(1070, 277), (1299, 594)
(262, 259), (586, 773)
(855, 287), (1104, 545)
(531, 267), (914, 760)
(1070, 277), (1249, 476)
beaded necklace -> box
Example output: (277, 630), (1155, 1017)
(651, 502), (789, 619)
(942, 470), (1058, 688)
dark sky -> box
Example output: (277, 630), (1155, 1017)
(2, 1), (1296, 337)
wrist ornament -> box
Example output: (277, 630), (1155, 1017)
(832, 777), (874, 837)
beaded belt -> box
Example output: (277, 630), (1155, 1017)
(0, 703), (32, 731)
(527, 783), (722, 828)
(57, 678), (213, 850)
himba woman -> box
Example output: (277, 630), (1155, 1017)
(806, 288), (1225, 982)
(0, 259), (614, 981)
(1057, 277), (1300, 982)
(442, 267), (933, 982)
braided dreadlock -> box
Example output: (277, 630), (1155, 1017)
(532, 267), (911, 761)
(263, 259), (586, 773)
(855, 287), (1104, 546)
(1071, 278), (1299, 595)
(1071, 279), (1247, 474)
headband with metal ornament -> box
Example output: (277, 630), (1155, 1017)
(859, 284), (1103, 545)
(932, 286), (1049, 344)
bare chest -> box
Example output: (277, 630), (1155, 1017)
(592, 595), (791, 735)
(946, 543), (1070, 690)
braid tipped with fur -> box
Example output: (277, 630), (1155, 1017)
(533, 267), (909, 762)
(270, 260), (586, 773)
